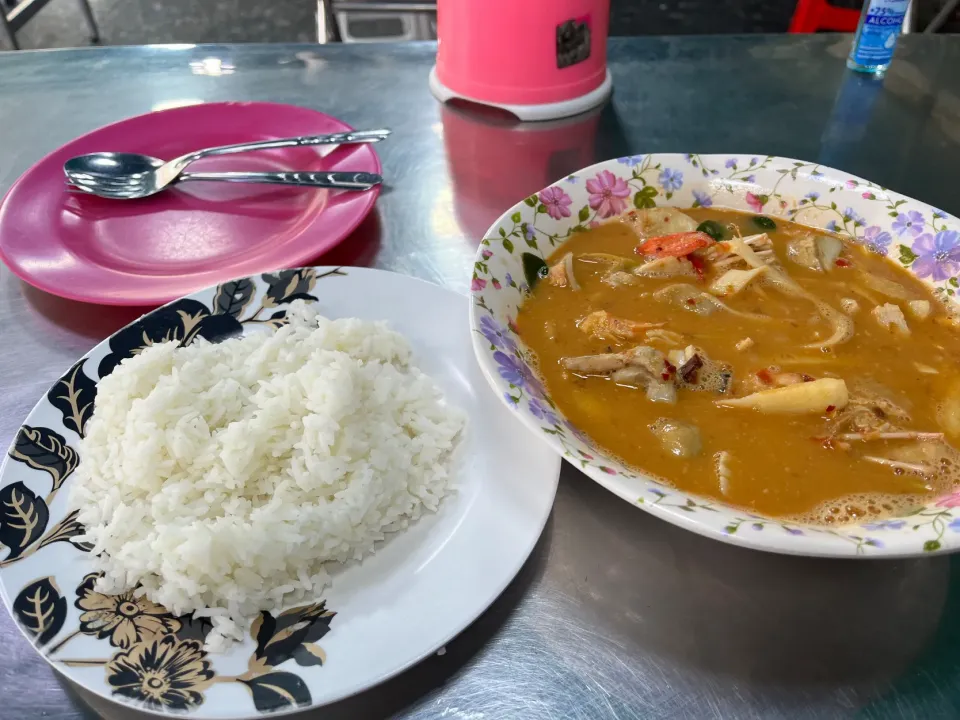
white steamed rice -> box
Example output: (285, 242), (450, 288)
(70, 302), (465, 651)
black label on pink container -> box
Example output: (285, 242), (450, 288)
(556, 16), (591, 69)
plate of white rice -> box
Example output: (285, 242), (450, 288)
(0, 267), (560, 718)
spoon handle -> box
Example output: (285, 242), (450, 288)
(185, 129), (391, 160)
(179, 170), (383, 189)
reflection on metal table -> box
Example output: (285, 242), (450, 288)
(2, 35), (960, 719)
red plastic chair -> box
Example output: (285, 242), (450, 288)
(789, 0), (862, 32)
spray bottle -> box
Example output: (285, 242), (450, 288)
(847, 0), (910, 74)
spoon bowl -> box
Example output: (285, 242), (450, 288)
(64, 152), (166, 178)
(65, 153), (176, 198)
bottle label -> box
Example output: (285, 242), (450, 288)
(852, 0), (908, 66)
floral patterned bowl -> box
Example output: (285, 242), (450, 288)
(469, 154), (960, 558)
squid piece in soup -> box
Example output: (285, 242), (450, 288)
(516, 207), (960, 525)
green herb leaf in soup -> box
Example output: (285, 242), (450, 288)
(696, 220), (726, 242)
(522, 253), (549, 290)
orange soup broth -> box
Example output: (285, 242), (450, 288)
(516, 209), (960, 524)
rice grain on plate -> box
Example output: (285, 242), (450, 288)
(70, 303), (465, 651)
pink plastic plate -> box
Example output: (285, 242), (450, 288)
(0, 102), (382, 306)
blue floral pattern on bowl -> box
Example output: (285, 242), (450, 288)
(469, 154), (960, 558)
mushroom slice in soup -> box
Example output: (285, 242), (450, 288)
(578, 252), (636, 270)
(907, 300), (931, 320)
(708, 266), (767, 297)
(872, 303), (910, 335)
(653, 283), (770, 321)
(815, 235), (844, 269)
(653, 283), (718, 316)
(840, 298), (860, 314)
(547, 253), (579, 289)
(785, 234), (844, 271)
(650, 418), (702, 458)
(603, 270), (641, 288)
(547, 256), (569, 287)
(633, 255), (697, 278)
(786, 236), (823, 271)
(806, 302), (855, 349)
(858, 272), (918, 302)
(644, 379), (678, 404)
(623, 207), (698, 239)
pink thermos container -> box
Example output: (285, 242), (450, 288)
(430, 0), (612, 121)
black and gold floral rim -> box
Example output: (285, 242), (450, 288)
(2, 269), (346, 714)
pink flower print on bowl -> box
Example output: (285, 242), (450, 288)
(585, 170), (630, 218)
(539, 186), (573, 221)
(745, 192), (765, 213)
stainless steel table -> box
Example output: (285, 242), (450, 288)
(3, 36), (960, 720)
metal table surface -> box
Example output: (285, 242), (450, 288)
(2, 35), (960, 720)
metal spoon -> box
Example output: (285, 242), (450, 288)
(63, 128), (390, 199)
(66, 163), (383, 200)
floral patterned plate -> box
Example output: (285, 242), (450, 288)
(0, 267), (560, 718)
(470, 154), (960, 558)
